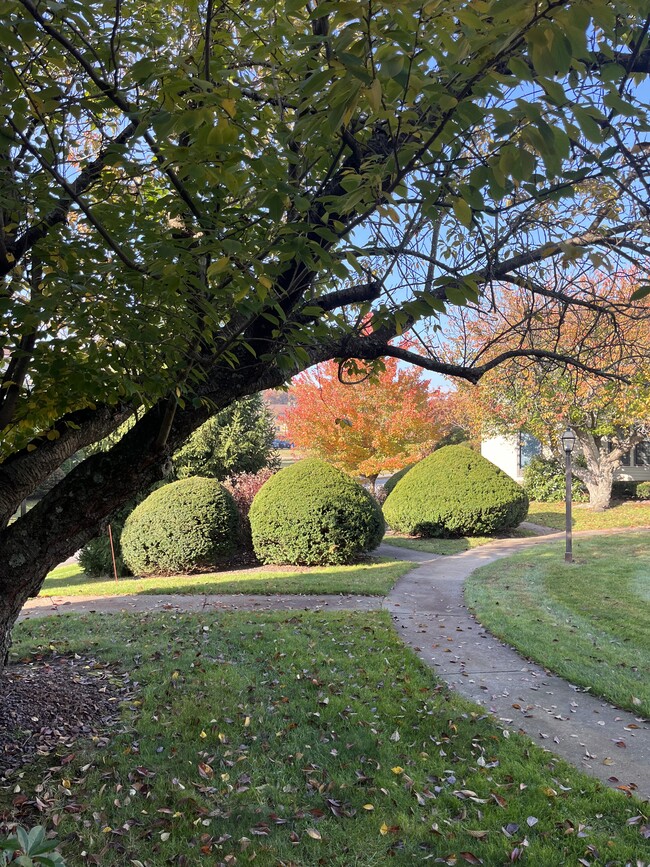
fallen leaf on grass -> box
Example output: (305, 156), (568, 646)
(198, 762), (213, 779)
(460, 853), (483, 865)
(305, 828), (321, 840)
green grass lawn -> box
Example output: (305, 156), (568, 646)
(527, 499), (650, 531)
(383, 528), (535, 555)
(4, 611), (647, 866)
(42, 557), (413, 598)
(466, 533), (650, 716)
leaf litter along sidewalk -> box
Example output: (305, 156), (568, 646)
(18, 530), (650, 800)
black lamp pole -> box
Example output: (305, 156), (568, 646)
(561, 427), (576, 563)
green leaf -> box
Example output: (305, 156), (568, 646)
(572, 106), (604, 143)
(452, 197), (473, 228)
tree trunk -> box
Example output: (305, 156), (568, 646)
(583, 469), (615, 511)
(0, 556), (49, 670)
(571, 430), (616, 512)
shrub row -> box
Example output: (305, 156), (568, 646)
(82, 460), (384, 575)
(83, 447), (539, 575)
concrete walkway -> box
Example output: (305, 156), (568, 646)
(379, 537), (650, 800)
(19, 530), (649, 799)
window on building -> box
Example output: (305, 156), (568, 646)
(518, 433), (541, 471)
(634, 441), (650, 466)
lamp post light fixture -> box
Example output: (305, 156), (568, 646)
(561, 427), (577, 563)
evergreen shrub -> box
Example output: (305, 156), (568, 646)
(383, 464), (415, 496)
(383, 445), (529, 536)
(523, 456), (588, 503)
(121, 477), (238, 575)
(611, 480), (638, 500)
(636, 481), (650, 499)
(249, 458), (384, 565)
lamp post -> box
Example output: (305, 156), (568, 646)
(561, 427), (576, 563)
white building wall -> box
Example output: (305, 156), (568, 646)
(480, 435), (522, 481)
(481, 435), (650, 484)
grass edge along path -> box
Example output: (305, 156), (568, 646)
(465, 533), (650, 717)
(383, 528), (535, 555)
(41, 557), (413, 598)
(4, 610), (648, 866)
(527, 500), (650, 531)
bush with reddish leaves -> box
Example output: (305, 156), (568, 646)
(224, 468), (276, 548)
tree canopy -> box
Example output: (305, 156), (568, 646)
(2, 0), (650, 662)
(285, 355), (447, 486)
(448, 270), (650, 508)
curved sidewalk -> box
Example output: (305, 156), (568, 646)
(380, 537), (650, 800)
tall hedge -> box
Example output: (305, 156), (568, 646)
(249, 459), (384, 565)
(383, 446), (528, 536)
(121, 477), (239, 575)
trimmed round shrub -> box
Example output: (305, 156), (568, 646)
(383, 446), (529, 536)
(637, 481), (650, 500)
(249, 458), (384, 565)
(121, 477), (239, 575)
(383, 463), (416, 496)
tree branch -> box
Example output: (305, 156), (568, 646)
(1, 121), (137, 277)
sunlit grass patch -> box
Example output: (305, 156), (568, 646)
(42, 557), (412, 597)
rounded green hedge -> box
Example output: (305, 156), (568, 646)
(249, 458), (385, 565)
(637, 481), (650, 500)
(121, 477), (239, 575)
(383, 463), (416, 496)
(383, 446), (529, 536)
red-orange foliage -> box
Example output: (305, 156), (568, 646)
(284, 357), (448, 485)
(445, 270), (650, 508)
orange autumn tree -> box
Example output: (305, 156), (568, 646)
(284, 358), (447, 490)
(447, 271), (650, 510)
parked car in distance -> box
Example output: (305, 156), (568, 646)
(272, 439), (294, 449)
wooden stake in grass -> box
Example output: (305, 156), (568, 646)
(108, 524), (119, 583)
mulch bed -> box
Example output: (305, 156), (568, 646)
(0, 653), (135, 783)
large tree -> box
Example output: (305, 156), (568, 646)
(1, 0), (650, 666)
(447, 271), (650, 509)
(285, 355), (446, 489)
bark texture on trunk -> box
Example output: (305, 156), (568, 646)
(0, 586), (30, 669)
(583, 471), (616, 512)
